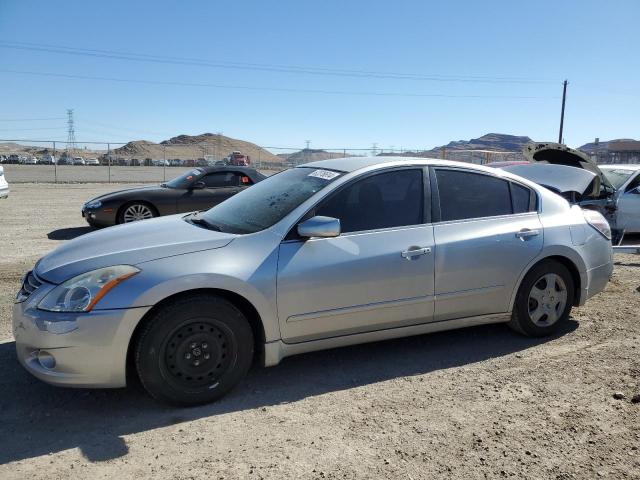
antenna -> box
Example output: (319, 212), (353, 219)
(66, 109), (76, 155)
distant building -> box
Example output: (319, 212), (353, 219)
(582, 139), (640, 164)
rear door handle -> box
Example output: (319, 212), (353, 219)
(515, 228), (540, 240)
(401, 246), (431, 259)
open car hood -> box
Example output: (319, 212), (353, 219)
(522, 142), (614, 191)
(502, 163), (598, 197)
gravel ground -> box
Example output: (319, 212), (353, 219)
(0, 184), (639, 479)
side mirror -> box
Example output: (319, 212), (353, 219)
(629, 186), (640, 195)
(191, 180), (206, 190)
(297, 216), (341, 239)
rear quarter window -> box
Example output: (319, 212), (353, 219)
(511, 182), (534, 213)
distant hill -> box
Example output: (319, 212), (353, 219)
(434, 133), (533, 152)
(378, 133), (533, 162)
(280, 148), (348, 165)
(579, 138), (638, 153)
(115, 133), (282, 165)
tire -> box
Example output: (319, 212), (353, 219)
(508, 260), (575, 337)
(135, 294), (254, 406)
(117, 202), (157, 224)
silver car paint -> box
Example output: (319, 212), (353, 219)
(13, 157), (613, 388)
(502, 164), (597, 197)
(35, 213), (236, 284)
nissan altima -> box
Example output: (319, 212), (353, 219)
(14, 157), (613, 406)
(81, 166), (265, 227)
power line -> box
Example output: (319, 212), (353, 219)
(0, 41), (557, 85)
(0, 127), (64, 131)
(0, 117), (66, 122)
(0, 69), (558, 100)
(79, 119), (175, 137)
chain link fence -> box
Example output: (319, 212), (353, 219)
(1, 139), (526, 184)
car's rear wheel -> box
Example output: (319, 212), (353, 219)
(135, 295), (254, 406)
(509, 260), (575, 337)
(119, 202), (157, 223)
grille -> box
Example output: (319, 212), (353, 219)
(18, 271), (42, 300)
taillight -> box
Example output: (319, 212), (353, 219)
(582, 209), (611, 240)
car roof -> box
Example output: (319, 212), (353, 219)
(299, 156), (501, 173)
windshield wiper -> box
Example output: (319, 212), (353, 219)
(189, 212), (222, 231)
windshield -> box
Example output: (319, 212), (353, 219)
(165, 168), (205, 188)
(602, 168), (635, 190)
(200, 167), (343, 234)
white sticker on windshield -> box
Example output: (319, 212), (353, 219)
(308, 169), (340, 180)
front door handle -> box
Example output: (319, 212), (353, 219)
(401, 246), (431, 259)
(515, 228), (540, 240)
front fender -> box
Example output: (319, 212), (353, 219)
(92, 241), (282, 342)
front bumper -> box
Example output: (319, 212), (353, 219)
(13, 282), (151, 388)
(82, 206), (114, 227)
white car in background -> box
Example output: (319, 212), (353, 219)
(72, 157), (86, 166)
(0, 165), (9, 199)
(601, 164), (640, 234)
(85, 158), (100, 166)
(40, 154), (56, 165)
(22, 156), (38, 165)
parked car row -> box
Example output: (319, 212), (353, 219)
(14, 156), (616, 407)
(0, 154), (101, 165)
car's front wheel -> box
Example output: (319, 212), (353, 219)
(135, 294), (254, 406)
(118, 202), (157, 223)
(509, 260), (575, 337)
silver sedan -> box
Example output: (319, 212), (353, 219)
(13, 157), (614, 405)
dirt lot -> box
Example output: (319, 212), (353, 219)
(0, 183), (639, 479)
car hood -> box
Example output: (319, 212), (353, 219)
(35, 214), (236, 284)
(522, 142), (614, 191)
(502, 163), (598, 196)
(86, 185), (166, 203)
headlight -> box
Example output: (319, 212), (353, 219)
(85, 200), (102, 209)
(38, 265), (140, 312)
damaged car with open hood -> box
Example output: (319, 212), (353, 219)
(493, 142), (631, 244)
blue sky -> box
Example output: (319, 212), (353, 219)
(0, 0), (638, 150)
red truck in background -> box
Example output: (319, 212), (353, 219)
(226, 151), (251, 166)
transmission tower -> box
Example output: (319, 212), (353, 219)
(66, 109), (76, 155)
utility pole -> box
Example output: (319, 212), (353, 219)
(371, 143), (378, 156)
(304, 140), (311, 165)
(66, 109), (76, 157)
(558, 80), (568, 144)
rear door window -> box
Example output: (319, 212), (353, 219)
(435, 169), (512, 221)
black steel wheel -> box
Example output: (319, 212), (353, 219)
(135, 294), (254, 406)
(162, 321), (234, 391)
